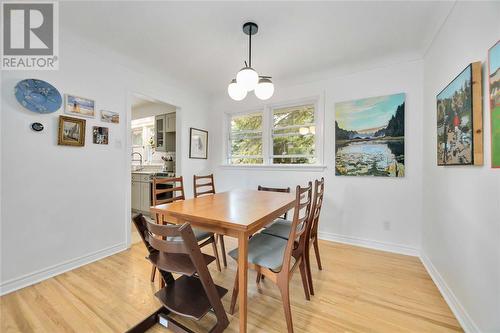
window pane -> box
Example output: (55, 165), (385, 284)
(273, 135), (315, 156)
(231, 113), (262, 132)
(273, 105), (314, 128)
(231, 137), (262, 157)
(229, 112), (263, 164)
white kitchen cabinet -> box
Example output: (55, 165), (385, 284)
(166, 113), (176, 132)
(131, 180), (141, 211)
(131, 173), (152, 214)
(140, 182), (151, 212)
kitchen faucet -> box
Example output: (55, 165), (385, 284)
(131, 152), (143, 170)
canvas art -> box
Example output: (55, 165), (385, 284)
(489, 41), (500, 168)
(437, 62), (483, 166)
(58, 116), (86, 146)
(64, 94), (95, 118)
(335, 93), (405, 177)
(93, 126), (109, 145)
(189, 128), (208, 159)
(101, 110), (119, 124)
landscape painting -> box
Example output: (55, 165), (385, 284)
(64, 94), (95, 118)
(489, 41), (500, 168)
(437, 65), (474, 165)
(335, 93), (405, 177)
(101, 110), (119, 124)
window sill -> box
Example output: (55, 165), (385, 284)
(218, 164), (327, 172)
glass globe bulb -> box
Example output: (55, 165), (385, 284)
(227, 79), (247, 101)
(254, 78), (275, 100)
(236, 67), (259, 91)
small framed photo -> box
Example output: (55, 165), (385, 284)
(189, 127), (208, 159)
(58, 116), (86, 146)
(101, 110), (119, 124)
(92, 126), (109, 145)
(64, 94), (95, 118)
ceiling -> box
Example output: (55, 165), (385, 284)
(60, 1), (454, 95)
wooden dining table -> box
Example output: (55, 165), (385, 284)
(150, 189), (296, 333)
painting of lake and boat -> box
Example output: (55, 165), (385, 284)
(335, 93), (405, 177)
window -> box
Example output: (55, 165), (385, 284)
(226, 99), (322, 166)
(272, 104), (316, 164)
(228, 112), (263, 164)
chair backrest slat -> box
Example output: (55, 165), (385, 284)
(193, 174), (216, 198)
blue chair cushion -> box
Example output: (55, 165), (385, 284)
(167, 228), (213, 242)
(261, 218), (292, 240)
(228, 233), (288, 271)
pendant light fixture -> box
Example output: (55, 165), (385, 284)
(228, 22), (274, 101)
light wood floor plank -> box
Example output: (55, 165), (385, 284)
(1, 237), (462, 332)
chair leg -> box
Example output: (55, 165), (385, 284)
(211, 237), (222, 272)
(150, 265), (156, 283)
(298, 258), (310, 301)
(218, 235), (227, 268)
(278, 280), (294, 333)
(313, 237), (322, 270)
(229, 271), (239, 315)
(305, 246), (314, 295)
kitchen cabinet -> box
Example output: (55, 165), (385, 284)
(131, 173), (152, 214)
(155, 115), (166, 151)
(155, 112), (176, 152)
(131, 180), (141, 211)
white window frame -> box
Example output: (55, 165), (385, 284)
(223, 95), (325, 170)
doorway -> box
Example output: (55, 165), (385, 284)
(127, 93), (181, 245)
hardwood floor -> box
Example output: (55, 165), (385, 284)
(1, 238), (462, 333)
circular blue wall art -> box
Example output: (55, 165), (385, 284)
(14, 79), (62, 114)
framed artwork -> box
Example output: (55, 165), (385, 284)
(489, 41), (500, 168)
(189, 127), (208, 159)
(58, 116), (86, 146)
(64, 94), (95, 118)
(437, 62), (483, 166)
(335, 93), (405, 177)
(92, 126), (109, 145)
(101, 110), (119, 124)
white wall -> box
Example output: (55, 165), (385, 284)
(210, 60), (424, 255)
(0, 29), (212, 294)
(421, 2), (500, 332)
(131, 101), (176, 120)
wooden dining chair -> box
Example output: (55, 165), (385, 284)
(228, 183), (313, 333)
(262, 178), (325, 295)
(304, 177), (325, 295)
(193, 174), (228, 268)
(257, 185), (291, 219)
(128, 214), (229, 333)
(150, 176), (222, 283)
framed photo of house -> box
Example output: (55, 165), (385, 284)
(64, 94), (95, 118)
(436, 62), (483, 166)
(58, 116), (86, 146)
(189, 127), (208, 159)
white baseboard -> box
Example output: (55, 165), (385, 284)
(318, 231), (420, 256)
(420, 253), (480, 333)
(0, 243), (127, 296)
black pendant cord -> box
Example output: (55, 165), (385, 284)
(248, 25), (252, 67)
